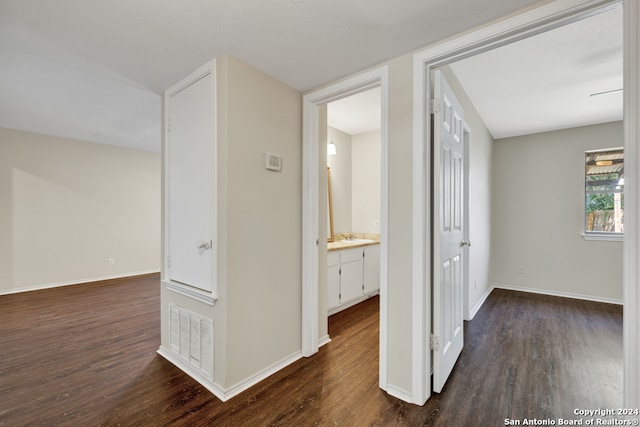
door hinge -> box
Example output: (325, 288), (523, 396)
(166, 118), (171, 133)
(429, 98), (441, 114)
(167, 255), (171, 268)
(430, 334), (440, 351)
(339, 293), (342, 300)
(339, 268), (341, 275)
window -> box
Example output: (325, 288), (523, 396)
(584, 148), (624, 237)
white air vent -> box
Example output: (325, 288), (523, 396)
(169, 304), (214, 380)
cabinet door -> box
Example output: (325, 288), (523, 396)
(327, 264), (341, 310)
(364, 245), (380, 293)
(341, 258), (364, 303)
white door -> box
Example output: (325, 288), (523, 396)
(432, 70), (465, 393)
(166, 65), (215, 292)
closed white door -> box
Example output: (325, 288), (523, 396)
(432, 70), (465, 393)
(166, 65), (215, 292)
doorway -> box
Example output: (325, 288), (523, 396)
(414, 0), (635, 407)
(301, 66), (390, 389)
(326, 88), (382, 321)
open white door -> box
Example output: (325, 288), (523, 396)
(432, 70), (465, 393)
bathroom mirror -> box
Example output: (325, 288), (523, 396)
(327, 167), (335, 242)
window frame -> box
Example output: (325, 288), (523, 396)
(583, 147), (624, 241)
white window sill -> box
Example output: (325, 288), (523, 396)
(581, 233), (624, 242)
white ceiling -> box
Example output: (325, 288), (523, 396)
(328, 88), (381, 136)
(450, 5), (623, 139)
(327, 5), (623, 140)
(0, 1), (623, 149)
(0, 0), (548, 151)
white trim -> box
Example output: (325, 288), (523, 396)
(385, 385), (415, 404)
(463, 124), (471, 322)
(301, 90), (319, 358)
(157, 346), (227, 401)
(157, 346), (303, 402)
(493, 283), (623, 305)
(581, 232), (624, 241)
(301, 67), (390, 393)
(623, 0), (640, 407)
(318, 335), (331, 348)
(219, 350), (303, 401)
(413, 0), (628, 407)
(586, 146), (625, 153)
(0, 270), (160, 296)
(327, 291), (379, 316)
(468, 285), (493, 320)
(411, 46), (430, 405)
(163, 280), (218, 305)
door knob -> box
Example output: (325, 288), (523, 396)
(459, 240), (471, 247)
(196, 240), (212, 250)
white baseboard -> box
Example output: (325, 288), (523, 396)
(157, 347), (227, 401)
(493, 284), (623, 305)
(468, 286), (494, 320)
(0, 270), (160, 296)
(328, 290), (379, 316)
(318, 335), (331, 348)
(157, 346), (303, 402)
(385, 384), (416, 404)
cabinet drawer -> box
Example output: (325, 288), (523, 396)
(340, 247), (363, 263)
(327, 252), (340, 267)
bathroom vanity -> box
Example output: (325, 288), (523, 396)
(327, 240), (380, 315)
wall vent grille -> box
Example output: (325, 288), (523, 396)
(169, 304), (214, 380)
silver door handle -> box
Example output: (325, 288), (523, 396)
(196, 240), (212, 250)
(459, 240), (471, 247)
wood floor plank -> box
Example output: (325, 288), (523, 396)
(0, 276), (623, 426)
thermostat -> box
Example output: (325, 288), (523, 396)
(265, 152), (282, 171)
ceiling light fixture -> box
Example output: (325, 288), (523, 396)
(328, 140), (337, 156)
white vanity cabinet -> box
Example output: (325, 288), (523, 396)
(339, 248), (364, 304)
(363, 245), (380, 294)
(327, 243), (380, 315)
(327, 252), (341, 310)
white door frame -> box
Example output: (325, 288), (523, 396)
(462, 124), (471, 321)
(413, 0), (638, 406)
(302, 67), (390, 388)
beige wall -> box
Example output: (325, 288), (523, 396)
(352, 130), (381, 234)
(327, 126), (381, 235)
(309, 55), (416, 395)
(385, 53), (416, 394)
(491, 122), (623, 301)
(327, 126), (352, 233)
(0, 127), (160, 294)
(161, 55), (303, 391)
(224, 55), (303, 386)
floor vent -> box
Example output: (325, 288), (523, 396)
(169, 304), (214, 380)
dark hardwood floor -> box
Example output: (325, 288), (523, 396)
(0, 275), (623, 426)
